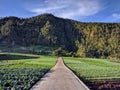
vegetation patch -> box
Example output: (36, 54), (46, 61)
(64, 57), (120, 90)
(0, 14), (119, 58)
(0, 68), (48, 90)
(0, 53), (56, 90)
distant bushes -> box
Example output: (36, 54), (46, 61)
(52, 47), (78, 57)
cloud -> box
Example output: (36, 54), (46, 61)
(31, 5), (67, 14)
(27, 0), (102, 19)
(112, 13), (120, 19)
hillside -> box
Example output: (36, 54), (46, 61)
(0, 14), (119, 58)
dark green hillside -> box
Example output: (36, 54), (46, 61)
(0, 14), (119, 58)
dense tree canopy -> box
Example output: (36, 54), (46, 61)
(0, 14), (119, 58)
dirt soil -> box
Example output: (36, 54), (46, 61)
(86, 80), (120, 90)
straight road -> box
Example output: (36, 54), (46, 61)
(31, 57), (90, 90)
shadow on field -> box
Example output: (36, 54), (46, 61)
(0, 54), (39, 60)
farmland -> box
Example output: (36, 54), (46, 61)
(0, 53), (56, 90)
(0, 52), (120, 90)
(64, 57), (120, 89)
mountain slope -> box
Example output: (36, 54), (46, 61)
(0, 14), (119, 58)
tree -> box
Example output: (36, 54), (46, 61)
(1, 20), (13, 36)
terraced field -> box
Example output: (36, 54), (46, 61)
(64, 57), (120, 90)
(0, 53), (56, 90)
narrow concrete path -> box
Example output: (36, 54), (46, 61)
(31, 57), (90, 90)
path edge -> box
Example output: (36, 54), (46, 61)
(30, 58), (58, 90)
(62, 58), (90, 90)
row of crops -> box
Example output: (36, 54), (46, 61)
(64, 57), (120, 81)
(0, 68), (49, 90)
(0, 53), (57, 90)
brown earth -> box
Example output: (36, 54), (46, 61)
(86, 80), (120, 90)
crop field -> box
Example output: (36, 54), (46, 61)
(64, 57), (120, 89)
(0, 53), (56, 90)
(0, 52), (120, 90)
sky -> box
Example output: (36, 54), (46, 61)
(0, 0), (120, 22)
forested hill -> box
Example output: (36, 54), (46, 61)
(0, 14), (119, 58)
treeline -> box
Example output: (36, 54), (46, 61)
(0, 14), (119, 58)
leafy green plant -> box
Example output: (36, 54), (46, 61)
(0, 53), (56, 90)
(64, 57), (120, 82)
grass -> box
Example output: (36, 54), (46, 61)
(1, 52), (119, 89)
(0, 52), (57, 90)
(64, 57), (120, 82)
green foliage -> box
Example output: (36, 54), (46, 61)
(41, 21), (51, 36)
(52, 47), (66, 56)
(52, 47), (78, 57)
(64, 57), (120, 82)
(0, 14), (119, 58)
(0, 20), (13, 36)
(74, 23), (120, 58)
(0, 53), (56, 90)
(0, 68), (48, 90)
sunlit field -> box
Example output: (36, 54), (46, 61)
(0, 53), (56, 90)
(64, 57), (120, 89)
(64, 57), (120, 81)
